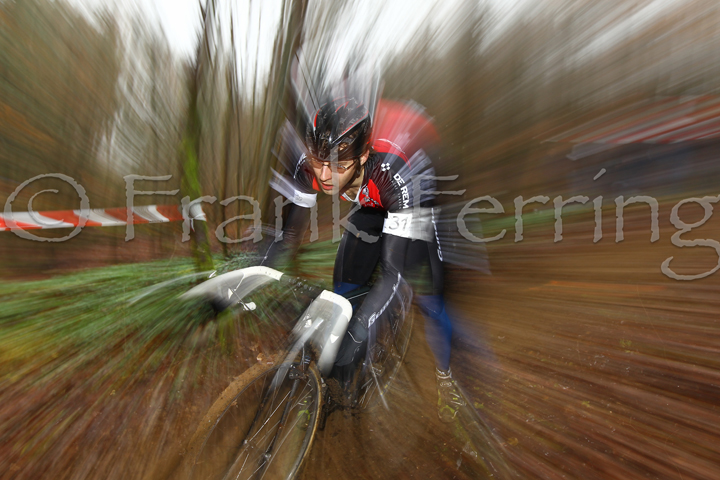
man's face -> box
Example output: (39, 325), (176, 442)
(309, 151), (369, 195)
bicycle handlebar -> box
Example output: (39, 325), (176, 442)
(181, 266), (284, 312)
(182, 266), (353, 375)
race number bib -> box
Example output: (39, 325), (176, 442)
(382, 210), (433, 241)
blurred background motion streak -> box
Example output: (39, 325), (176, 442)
(2, 0), (720, 478)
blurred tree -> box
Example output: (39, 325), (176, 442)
(180, 0), (219, 272)
(0, 0), (119, 201)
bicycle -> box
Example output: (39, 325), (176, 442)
(176, 266), (413, 480)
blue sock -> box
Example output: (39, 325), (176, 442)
(416, 295), (452, 372)
(334, 281), (361, 295)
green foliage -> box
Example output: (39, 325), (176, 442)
(0, 258), (320, 477)
(0, 260), (210, 373)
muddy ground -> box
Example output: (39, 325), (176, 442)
(3, 209), (720, 479)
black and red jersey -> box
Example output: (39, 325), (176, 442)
(265, 98), (491, 278)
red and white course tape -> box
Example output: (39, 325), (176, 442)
(0, 205), (204, 232)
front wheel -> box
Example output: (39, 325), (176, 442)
(180, 360), (322, 480)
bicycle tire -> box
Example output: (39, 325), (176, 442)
(180, 359), (322, 480)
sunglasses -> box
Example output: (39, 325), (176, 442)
(307, 157), (357, 172)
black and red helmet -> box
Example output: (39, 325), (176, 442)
(305, 97), (370, 162)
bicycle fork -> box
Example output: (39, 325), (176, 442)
(252, 366), (306, 480)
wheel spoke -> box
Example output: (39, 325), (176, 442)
(258, 393), (315, 480)
(245, 388), (293, 444)
(207, 366), (318, 480)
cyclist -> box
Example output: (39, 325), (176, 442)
(261, 96), (465, 422)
